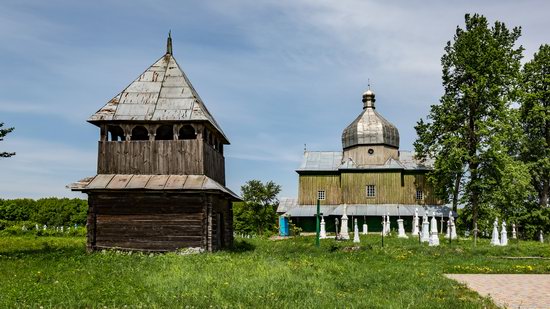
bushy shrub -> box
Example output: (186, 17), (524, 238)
(0, 198), (88, 236)
(0, 220), (86, 237)
(0, 198), (87, 227)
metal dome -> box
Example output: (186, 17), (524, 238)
(341, 90), (399, 149)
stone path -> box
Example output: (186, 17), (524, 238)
(445, 274), (550, 309)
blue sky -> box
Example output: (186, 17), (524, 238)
(1, 0), (548, 199)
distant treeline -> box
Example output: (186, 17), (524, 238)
(0, 198), (87, 227)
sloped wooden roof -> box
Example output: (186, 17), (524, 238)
(69, 174), (240, 200)
(88, 43), (228, 143)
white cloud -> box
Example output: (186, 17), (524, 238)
(0, 138), (95, 198)
(1, 0), (549, 199)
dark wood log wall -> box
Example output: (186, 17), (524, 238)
(87, 192), (233, 252)
(97, 141), (225, 184)
(207, 195), (233, 251)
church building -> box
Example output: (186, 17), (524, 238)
(70, 35), (239, 252)
(278, 89), (450, 232)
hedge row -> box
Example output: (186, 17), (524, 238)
(0, 198), (87, 227)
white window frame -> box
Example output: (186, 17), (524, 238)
(366, 185), (376, 197)
(317, 190), (326, 201)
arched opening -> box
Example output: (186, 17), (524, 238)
(107, 125), (125, 141)
(204, 129), (210, 144)
(131, 126), (149, 141)
(155, 125), (173, 140)
(208, 132), (214, 146)
(178, 125), (196, 140)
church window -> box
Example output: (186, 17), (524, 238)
(368, 148), (374, 155)
(317, 190), (325, 200)
(131, 126), (149, 141)
(416, 189), (423, 200)
(366, 185), (376, 197)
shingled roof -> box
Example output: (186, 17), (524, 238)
(88, 34), (228, 143)
(69, 174), (240, 200)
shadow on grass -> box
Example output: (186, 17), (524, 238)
(229, 239), (256, 253)
(0, 239), (85, 258)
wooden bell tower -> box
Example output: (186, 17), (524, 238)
(71, 34), (239, 252)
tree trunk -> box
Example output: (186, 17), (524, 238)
(470, 162), (479, 229)
(452, 172), (461, 213)
(543, 117), (550, 208)
(468, 100), (479, 228)
(541, 179), (549, 208)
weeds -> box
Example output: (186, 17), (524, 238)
(0, 235), (547, 308)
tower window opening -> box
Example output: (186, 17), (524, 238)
(208, 132), (214, 146)
(155, 125), (173, 140)
(131, 126), (149, 141)
(178, 125), (196, 140)
(107, 125), (125, 141)
(204, 129), (210, 144)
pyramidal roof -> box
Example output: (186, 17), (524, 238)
(89, 35), (228, 142)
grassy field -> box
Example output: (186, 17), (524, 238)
(1, 235), (549, 308)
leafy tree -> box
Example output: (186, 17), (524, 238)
(415, 118), (465, 213)
(0, 122), (15, 158)
(414, 14), (524, 229)
(520, 44), (550, 208)
(234, 180), (281, 236)
(0, 198), (87, 226)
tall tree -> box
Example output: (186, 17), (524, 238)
(0, 122), (15, 158)
(520, 44), (550, 208)
(414, 14), (523, 229)
(235, 180), (281, 236)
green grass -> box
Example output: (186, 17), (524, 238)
(0, 235), (549, 308)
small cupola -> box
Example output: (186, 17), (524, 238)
(362, 89), (375, 109)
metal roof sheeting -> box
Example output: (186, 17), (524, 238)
(277, 198), (297, 214)
(69, 174), (239, 200)
(297, 150), (432, 172)
(341, 91), (400, 149)
(89, 53), (228, 142)
(285, 205), (338, 217)
(278, 198), (455, 217)
(298, 151), (342, 171)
